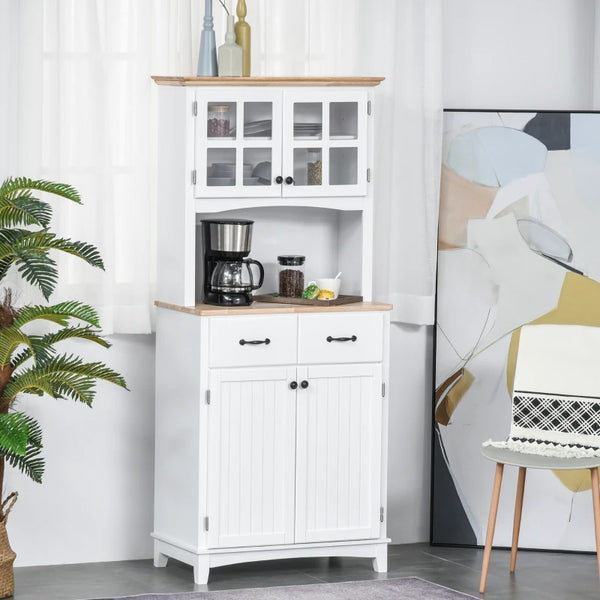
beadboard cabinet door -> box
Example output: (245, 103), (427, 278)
(207, 366), (297, 548)
(294, 363), (383, 543)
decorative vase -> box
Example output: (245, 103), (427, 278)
(197, 0), (218, 76)
(218, 15), (243, 76)
(234, 0), (251, 77)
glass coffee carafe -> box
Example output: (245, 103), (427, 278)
(209, 258), (264, 295)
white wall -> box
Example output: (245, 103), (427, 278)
(6, 336), (155, 566)
(443, 0), (595, 110)
(6, 0), (599, 567)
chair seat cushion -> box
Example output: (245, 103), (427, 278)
(482, 443), (600, 469)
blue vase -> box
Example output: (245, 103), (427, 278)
(197, 0), (218, 76)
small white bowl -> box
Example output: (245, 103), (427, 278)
(316, 278), (341, 300)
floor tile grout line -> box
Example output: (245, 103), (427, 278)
(419, 550), (483, 574)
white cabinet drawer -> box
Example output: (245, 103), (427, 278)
(297, 312), (383, 364)
(209, 315), (297, 367)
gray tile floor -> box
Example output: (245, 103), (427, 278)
(13, 543), (600, 600)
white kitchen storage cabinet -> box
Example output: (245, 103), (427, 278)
(152, 77), (390, 584)
(194, 88), (368, 199)
(152, 76), (383, 307)
(153, 303), (391, 584)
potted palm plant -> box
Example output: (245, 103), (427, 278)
(0, 176), (128, 597)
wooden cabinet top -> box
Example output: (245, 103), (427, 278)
(152, 76), (385, 87)
(155, 300), (392, 316)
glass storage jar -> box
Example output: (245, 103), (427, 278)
(307, 148), (322, 185)
(208, 105), (231, 137)
(278, 255), (305, 297)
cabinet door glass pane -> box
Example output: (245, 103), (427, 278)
(329, 102), (358, 139)
(244, 148), (272, 186)
(293, 148), (322, 186)
(330, 148), (357, 185)
(293, 102), (322, 140)
(207, 148), (236, 186)
(207, 102), (236, 139)
(243, 102), (273, 140)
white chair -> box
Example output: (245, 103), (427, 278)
(480, 323), (600, 593)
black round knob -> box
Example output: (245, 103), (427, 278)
(300, 380), (309, 389)
(289, 381), (298, 390)
(275, 175), (283, 184)
(285, 176), (294, 185)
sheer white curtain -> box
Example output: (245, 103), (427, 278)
(2, 0), (200, 334)
(2, 0), (442, 331)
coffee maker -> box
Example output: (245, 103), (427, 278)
(201, 219), (264, 306)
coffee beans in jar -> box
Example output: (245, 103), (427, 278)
(277, 255), (305, 297)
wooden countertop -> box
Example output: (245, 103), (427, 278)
(152, 76), (384, 87)
(155, 300), (392, 316)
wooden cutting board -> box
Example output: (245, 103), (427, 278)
(253, 293), (363, 306)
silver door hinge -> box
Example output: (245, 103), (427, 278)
(193, 100), (198, 116)
(380, 507), (385, 523)
(367, 168), (371, 183)
(382, 383), (386, 398)
(192, 170), (197, 185)
(367, 100), (372, 115)
(205, 390), (211, 405)
(204, 516), (209, 531)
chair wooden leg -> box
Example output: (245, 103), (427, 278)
(590, 467), (600, 585)
(510, 466), (526, 573)
(480, 462), (504, 594)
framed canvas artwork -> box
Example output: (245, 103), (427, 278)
(432, 110), (600, 550)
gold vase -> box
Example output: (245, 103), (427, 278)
(234, 0), (251, 77)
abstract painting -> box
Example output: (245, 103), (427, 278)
(432, 110), (600, 550)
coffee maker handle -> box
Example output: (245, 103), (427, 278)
(246, 259), (264, 290)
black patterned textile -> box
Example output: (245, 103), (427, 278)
(512, 392), (600, 437)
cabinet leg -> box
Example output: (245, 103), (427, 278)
(372, 546), (388, 572)
(153, 541), (168, 568)
(193, 555), (210, 585)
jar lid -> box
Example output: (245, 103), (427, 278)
(277, 255), (305, 266)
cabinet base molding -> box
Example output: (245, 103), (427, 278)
(152, 535), (390, 584)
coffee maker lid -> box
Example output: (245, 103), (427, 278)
(201, 218), (254, 225)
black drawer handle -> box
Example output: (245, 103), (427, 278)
(326, 335), (357, 343)
(300, 380), (309, 389)
(239, 338), (271, 346)
(289, 381), (298, 390)
(285, 176), (294, 185)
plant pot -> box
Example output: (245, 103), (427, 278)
(0, 493), (17, 598)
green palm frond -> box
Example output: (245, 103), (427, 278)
(5, 354), (128, 404)
(10, 347), (33, 370)
(0, 228), (103, 269)
(38, 326), (110, 351)
(0, 327), (35, 367)
(3, 369), (54, 398)
(0, 257), (12, 283)
(0, 229), (104, 269)
(13, 327), (110, 369)
(0, 194), (52, 228)
(0, 229), (103, 299)
(0, 177), (81, 205)
(1, 413), (44, 483)
(16, 249), (58, 300)
(15, 302), (101, 329)
(0, 413), (30, 456)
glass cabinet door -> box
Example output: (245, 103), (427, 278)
(194, 90), (282, 198)
(282, 90), (368, 198)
